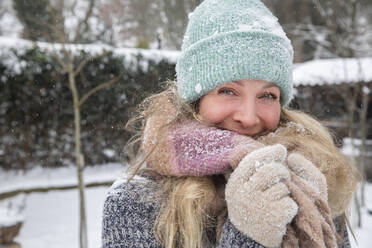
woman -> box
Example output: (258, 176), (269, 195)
(102, 0), (357, 247)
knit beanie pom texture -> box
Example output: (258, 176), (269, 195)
(176, 0), (294, 106)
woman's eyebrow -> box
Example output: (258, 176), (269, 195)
(263, 82), (279, 89)
(231, 80), (278, 89)
(231, 80), (243, 86)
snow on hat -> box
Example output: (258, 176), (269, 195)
(176, 0), (294, 106)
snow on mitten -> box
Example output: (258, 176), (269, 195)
(225, 144), (298, 248)
(286, 153), (328, 202)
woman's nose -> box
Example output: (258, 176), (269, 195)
(232, 99), (259, 128)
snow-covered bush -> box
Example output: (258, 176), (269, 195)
(0, 38), (177, 170)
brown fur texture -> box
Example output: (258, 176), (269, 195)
(142, 96), (177, 175)
(282, 172), (337, 248)
(259, 122), (357, 217)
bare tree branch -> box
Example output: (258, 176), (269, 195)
(74, 0), (95, 43)
(79, 74), (123, 107)
(70, 0), (78, 19)
(24, 12), (72, 65)
(73, 50), (111, 77)
(51, 53), (68, 71)
(51, 24), (73, 64)
(44, 3), (75, 65)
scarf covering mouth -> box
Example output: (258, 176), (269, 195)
(143, 119), (264, 176)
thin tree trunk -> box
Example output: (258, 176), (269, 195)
(22, 110), (31, 171)
(97, 125), (103, 164)
(68, 67), (88, 248)
(359, 85), (370, 207)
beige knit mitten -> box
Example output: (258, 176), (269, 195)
(225, 144), (298, 248)
(286, 153), (328, 202)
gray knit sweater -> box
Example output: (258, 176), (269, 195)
(101, 175), (351, 248)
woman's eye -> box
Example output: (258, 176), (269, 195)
(218, 88), (236, 96)
(261, 92), (278, 100)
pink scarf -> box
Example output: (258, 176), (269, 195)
(144, 119), (263, 176)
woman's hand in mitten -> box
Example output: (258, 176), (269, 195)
(286, 153), (328, 202)
(225, 144), (298, 248)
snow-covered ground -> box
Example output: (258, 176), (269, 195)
(0, 163), (126, 248)
(349, 183), (372, 248)
(11, 187), (108, 248)
(0, 163), (125, 195)
(0, 165), (371, 248)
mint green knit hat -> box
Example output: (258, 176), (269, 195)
(176, 0), (294, 106)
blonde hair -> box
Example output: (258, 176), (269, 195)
(125, 81), (358, 248)
(153, 176), (224, 248)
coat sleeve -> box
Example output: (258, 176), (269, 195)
(217, 216), (351, 248)
(217, 218), (266, 248)
(101, 179), (162, 248)
(334, 215), (352, 248)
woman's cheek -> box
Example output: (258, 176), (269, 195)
(204, 107), (228, 124)
(201, 102), (232, 124)
(268, 107), (281, 130)
(258, 103), (281, 129)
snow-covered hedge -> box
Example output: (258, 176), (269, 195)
(0, 37), (179, 75)
(0, 37), (177, 170)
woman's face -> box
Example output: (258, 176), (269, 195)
(199, 79), (281, 136)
